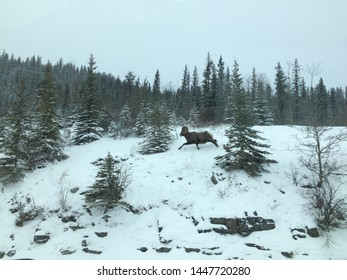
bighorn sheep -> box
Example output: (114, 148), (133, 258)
(178, 126), (218, 150)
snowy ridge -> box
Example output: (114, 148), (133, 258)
(0, 126), (346, 260)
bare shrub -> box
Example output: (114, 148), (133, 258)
(296, 126), (347, 232)
(10, 193), (43, 226)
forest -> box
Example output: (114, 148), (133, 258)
(0, 50), (347, 184)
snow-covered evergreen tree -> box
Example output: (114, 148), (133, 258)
(30, 62), (67, 167)
(187, 105), (200, 128)
(215, 125), (277, 176)
(254, 80), (273, 125)
(134, 104), (150, 137)
(118, 104), (133, 137)
(0, 78), (28, 184)
(84, 152), (130, 213)
(108, 120), (119, 139)
(72, 54), (102, 145)
(216, 60), (276, 176)
(139, 105), (174, 154)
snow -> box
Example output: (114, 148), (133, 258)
(1, 125), (347, 260)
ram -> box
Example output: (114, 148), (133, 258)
(178, 126), (218, 150)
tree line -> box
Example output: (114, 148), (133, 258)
(1, 51), (347, 128)
(1, 50), (347, 183)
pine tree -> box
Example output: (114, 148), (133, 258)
(216, 60), (277, 176)
(215, 56), (226, 122)
(292, 59), (301, 124)
(84, 152), (130, 213)
(201, 53), (216, 123)
(191, 66), (201, 110)
(119, 104), (133, 137)
(253, 74), (273, 125)
(139, 105), (173, 154)
(0, 78), (28, 184)
(31, 62), (67, 167)
(72, 54), (102, 144)
(108, 120), (118, 139)
(274, 63), (287, 124)
(134, 104), (150, 137)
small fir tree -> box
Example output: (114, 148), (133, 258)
(118, 104), (133, 137)
(134, 104), (150, 137)
(84, 152), (130, 213)
(108, 120), (119, 139)
(139, 105), (173, 154)
(216, 60), (276, 176)
(72, 54), (102, 144)
(215, 124), (277, 176)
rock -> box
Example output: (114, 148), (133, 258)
(61, 215), (77, 223)
(184, 247), (200, 253)
(281, 251), (294, 258)
(95, 232), (108, 238)
(210, 216), (275, 237)
(60, 248), (76, 255)
(82, 248), (102, 255)
(0, 251), (5, 259)
(307, 227), (319, 238)
(6, 250), (16, 257)
(69, 224), (85, 231)
(34, 234), (50, 244)
(245, 243), (270, 251)
(210, 217), (226, 225)
(70, 187), (79, 194)
(155, 247), (172, 253)
(211, 174), (218, 185)
(137, 247), (148, 252)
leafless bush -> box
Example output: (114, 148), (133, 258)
(10, 193), (43, 226)
(297, 126), (347, 232)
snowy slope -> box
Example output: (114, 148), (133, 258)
(0, 125), (346, 260)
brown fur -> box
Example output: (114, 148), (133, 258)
(178, 126), (218, 150)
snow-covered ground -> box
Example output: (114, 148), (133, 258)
(1, 125), (346, 260)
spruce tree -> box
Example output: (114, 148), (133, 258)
(201, 53), (216, 122)
(119, 104), (133, 137)
(139, 105), (173, 154)
(0, 78), (28, 184)
(72, 54), (102, 144)
(216, 60), (277, 176)
(134, 104), (150, 137)
(274, 63), (287, 124)
(84, 152), (130, 213)
(31, 62), (67, 167)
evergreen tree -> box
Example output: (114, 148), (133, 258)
(108, 120), (118, 139)
(254, 79), (274, 125)
(292, 59), (301, 124)
(134, 104), (150, 137)
(139, 105), (173, 154)
(201, 53), (216, 122)
(215, 56), (226, 122)
(274, 63), (287, 124)
(152, 69), (161, 103)
(191, 66), (201, 110)
(84, 152), (130, 213)
(0, 78), (28, 184)
(312, 78), (329, 125)
(31, 62), (67, 167)
(72, 54), (102, 144)
(118, 104), (133, 137)
(216, 60), (277, 176)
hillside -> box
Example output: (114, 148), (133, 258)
(0, 125), (346, 260)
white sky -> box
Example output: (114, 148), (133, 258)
(1, 0), (347, 89)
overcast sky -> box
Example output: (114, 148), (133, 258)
(1, 0), (347, 89)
